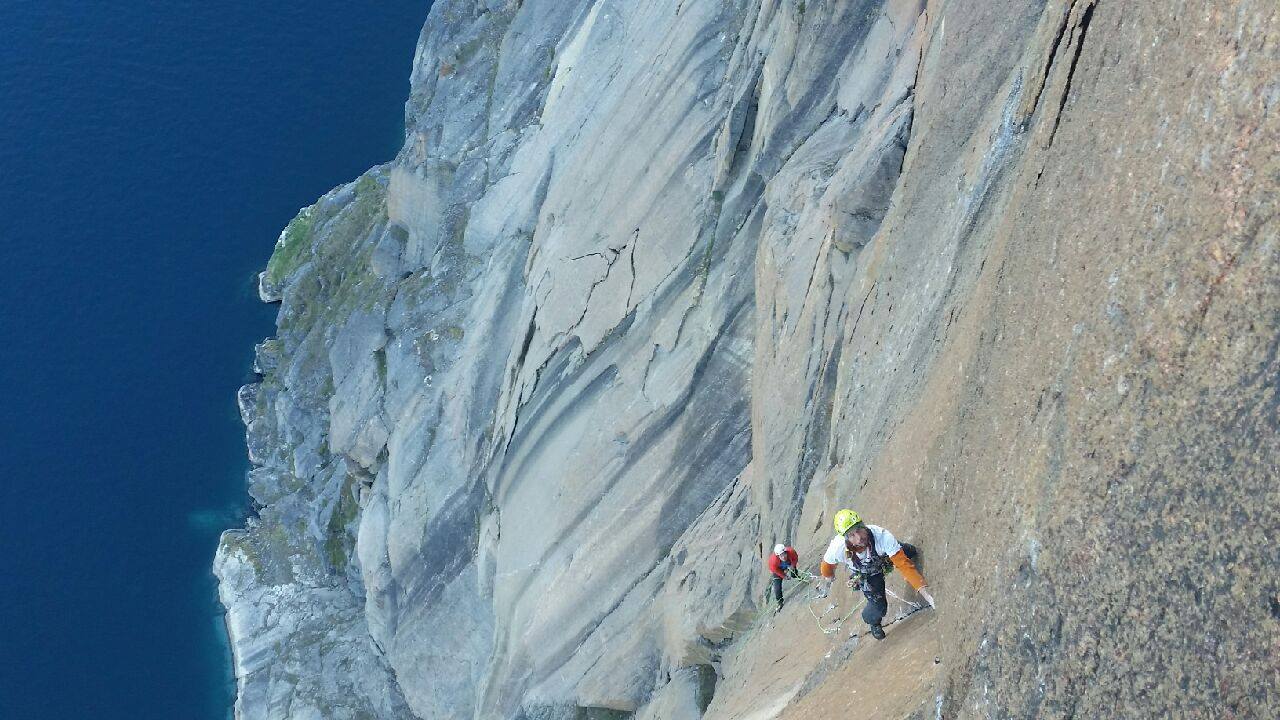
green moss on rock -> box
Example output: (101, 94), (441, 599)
(265, 206), (318, 286)
(220, 530), (266, 581)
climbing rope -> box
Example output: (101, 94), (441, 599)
(757, 566), (929, 639)
(808, 596), (866, 635)
(846, 602), (927, 639)
(762, 568), (818, 606)
(807, 578), (925, 637)
(780, 568), (864, 635)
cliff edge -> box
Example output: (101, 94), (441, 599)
(217, 1), (1280, 718)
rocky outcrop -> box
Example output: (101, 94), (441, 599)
(217, 1), (1279, 719)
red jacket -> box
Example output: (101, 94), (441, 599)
(767, 547), (799, 579)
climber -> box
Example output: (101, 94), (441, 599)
(766, 543), (800, 611)
(814, 509), (934, 640)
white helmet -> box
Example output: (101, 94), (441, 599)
(773, 544), (787, 556)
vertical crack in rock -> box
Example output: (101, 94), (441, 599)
(1021, 0), (1077, 124)
(1045, 0), (1097, 149)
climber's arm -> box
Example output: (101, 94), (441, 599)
(889, 550), (926, 591)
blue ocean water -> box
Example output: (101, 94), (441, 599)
(0, 2), (429, 717)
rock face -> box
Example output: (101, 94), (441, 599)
(216, 1), (1280, 719)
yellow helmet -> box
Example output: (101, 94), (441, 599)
(833, 509), (862, 535)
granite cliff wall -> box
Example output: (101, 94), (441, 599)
(216, 1), (1279, 718)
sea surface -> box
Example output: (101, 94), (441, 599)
(0, 2), (429, 717)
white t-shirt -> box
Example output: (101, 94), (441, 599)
(823, 524), (902, 574)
